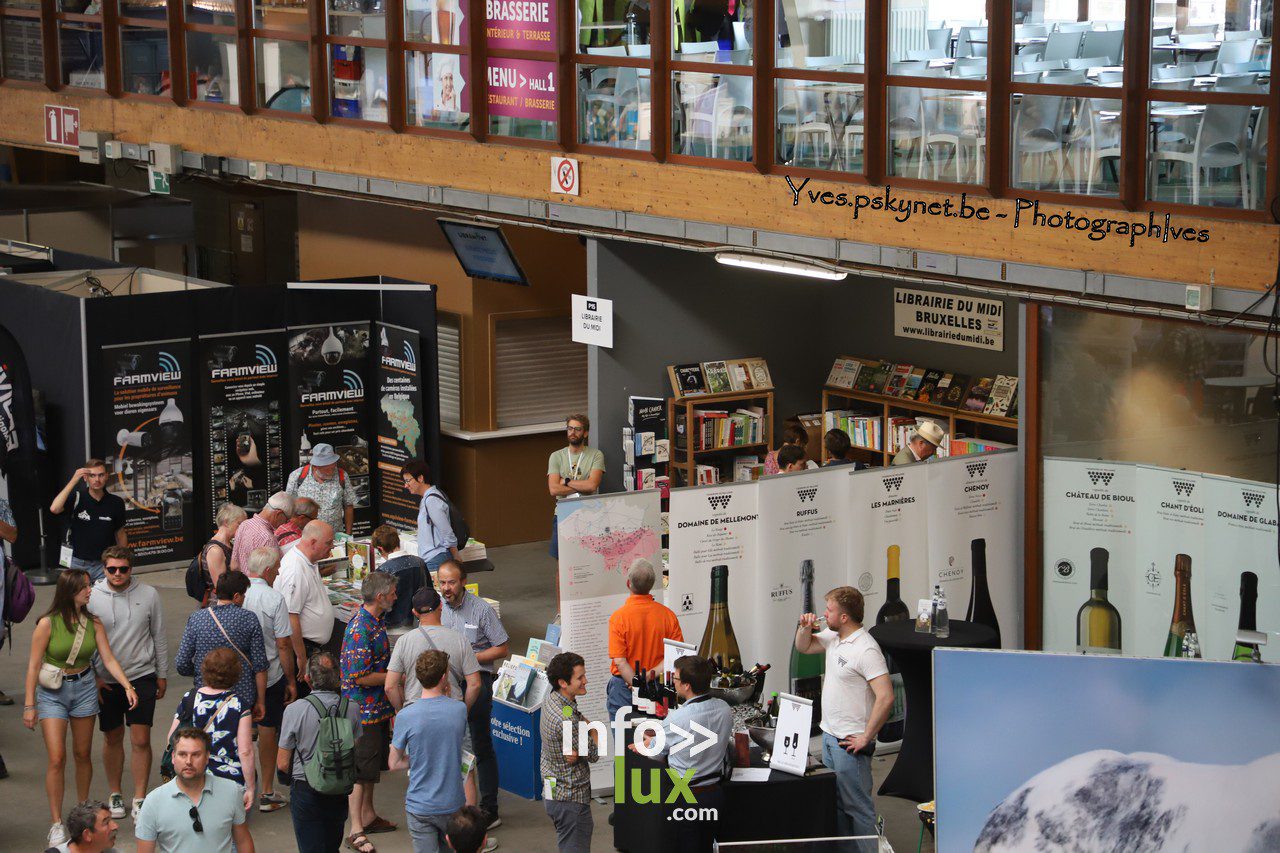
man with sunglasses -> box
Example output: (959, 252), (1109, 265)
(90, 545), (168, 821)
(135, 728), (255, 853)
(546, 414), (605, 559)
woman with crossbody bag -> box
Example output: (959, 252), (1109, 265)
(23, 568), (138, 848)
(167, 647), (257, 815)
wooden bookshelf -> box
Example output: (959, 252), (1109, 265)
(667, 389), (774, 486)
(820, 385), (1017, 467)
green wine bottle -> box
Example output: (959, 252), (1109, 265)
(1232, 571), (1262, 662)
(789, 560), (825, 706)
(1162, 554), (1199, 658)
(1076, 547), (1122, 654)
(698, 564), (743, 675)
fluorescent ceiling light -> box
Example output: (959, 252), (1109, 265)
(714, 252), (848, 281)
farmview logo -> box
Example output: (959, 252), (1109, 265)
(1243, 490), (1265, 509)
(1086, 469), (1115, 487)
(796, 486), (818, 503)
(882, 474), (905, 493)
(1172, 479), (1196, 498)
(562, 706), (722, 821)
(301, 369), (365, 404)
(381, 340), (417, 372)
(113, 350), (182, 386)
(706, 493), (732, 511)
(210, 344), (279, 379)
(965, 460), (988, 479)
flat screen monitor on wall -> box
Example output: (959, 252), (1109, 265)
(438, 220), (528, 285)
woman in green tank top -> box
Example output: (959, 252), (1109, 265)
(23, 566), (138, 844)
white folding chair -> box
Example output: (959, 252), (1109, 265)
(1054, 22), (1092, 33)
(1080, 29), (1124, 65)
(1043, 31), (1084, 61)
(1155, 104), (1252, 206)
(1012, 93), (1067, 190)
(1066, 56), (1110, 71)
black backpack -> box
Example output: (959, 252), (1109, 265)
(426, 490), (470, 549)
(184, 540), (228, 603)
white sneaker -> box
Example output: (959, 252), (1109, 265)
(108, 792), (126, 819)
(482, 839), (499, 852)
(486, 816), (502, 830)
(47, 822), (70, 847)
(132, 797), (146, 819)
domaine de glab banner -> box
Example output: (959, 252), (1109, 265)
(1042, 457), (1280, 661)
(100, 340), (196, 564)
(199, 330), (288, 522)
(374, 322), (426, 530)
(288, 322), (374, 535)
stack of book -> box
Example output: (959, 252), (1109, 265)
(950, 437), (1016, 455)
(824, 409), (882, 450)
(827, 357), (1019, 418)
(623, 396), (668, 494)
(674, 406), (765, 451)
(668, 357), (773, 396)
(456, 538), (487, 562)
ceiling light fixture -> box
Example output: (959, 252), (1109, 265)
(714, 252), (848, 281)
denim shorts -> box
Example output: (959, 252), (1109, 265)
(36, 669), (100, 720)
(68, 557), (105, 584)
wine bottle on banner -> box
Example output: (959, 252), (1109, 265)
(1162, 554), (1200, 658)
(789, 560), (825, 709)
(876, 545), (909, 743)
(698, 565), (743, 676)
(964, 538), (1001, 645)
(1232, 571), (1262, 662)
(1076, 547), (1122, 654)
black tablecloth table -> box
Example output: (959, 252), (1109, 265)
(614, 744), (838, 852)
(869, 619), (999, 804)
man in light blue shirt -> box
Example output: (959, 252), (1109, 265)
(401, 459), (458, 571)
(389, 649), (467, 853)
(134, 728), (254, 853)
(652, 655), (734, 852)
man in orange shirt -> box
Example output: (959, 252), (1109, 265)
(606, 558), (683, 720)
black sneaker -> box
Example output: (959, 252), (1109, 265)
(486, 815), (502, 831)
(0, 754), (8, 779)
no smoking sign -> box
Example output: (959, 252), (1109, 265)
(551, 156), (579, 196)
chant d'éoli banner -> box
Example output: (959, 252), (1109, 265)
(288, 323), (374, 536)
(374, 323), (426, 530)
(199, 330), (287, 523)
(101, 339), (196, 565)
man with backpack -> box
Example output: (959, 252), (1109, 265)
(401, 460), (462, 572)
(50, 460), (127, 583)
(286, 444), (357, 536)
(277, 651), (362, 853)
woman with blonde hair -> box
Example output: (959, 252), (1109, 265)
(24, 567), (137, 848)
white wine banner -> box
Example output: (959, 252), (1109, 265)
(848, 463), (931, 630)
(1041, 458), (1278, 660)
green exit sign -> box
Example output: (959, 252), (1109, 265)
(148, 166), (171, 195)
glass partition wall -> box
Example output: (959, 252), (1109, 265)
(5, 0), (1277, 220)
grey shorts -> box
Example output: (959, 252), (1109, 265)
(407, 811), (451, 853)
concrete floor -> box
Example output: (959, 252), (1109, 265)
(0, 541), (933, 852)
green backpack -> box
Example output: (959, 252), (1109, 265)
(302, 695), (358, 796)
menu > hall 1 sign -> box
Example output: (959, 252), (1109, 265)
(572, 294), (612, 348)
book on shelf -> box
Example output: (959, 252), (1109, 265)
(950, 436), (1016, 455)
(902, 367), (926, 398)
(635, 431), (657, 457)
(826, 357), (859, 389)
(884, 363), (913, 397)
(623, 427), (635, 465)
(622, 463), (635, 491)
(961, 377), (995, 412)
(824, 409), (882, 451)
(733, 455), (764, 481)
(984, 375), (1019, 417)
(914, 368), (945, 402)
(886, 416), (920, 455)
(853, 360), (894, 394)
(1008, 387), (1019, 419)
(702, 360), (733, 394)
(727, 360), (753, 391)
(669, 363), (707, 396)
(744, 358), (773, 389)
(637, 467), (656, 491)
(940, 373), (972, 408)
(657, 475), (671, 500)
(654, 438), (670, 463)
(696, 464), (720, 485)
(629, 396), (666, 432)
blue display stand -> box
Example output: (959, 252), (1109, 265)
(491, 696), (544, 800)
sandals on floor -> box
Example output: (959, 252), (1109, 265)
(346, 832), (376, 853)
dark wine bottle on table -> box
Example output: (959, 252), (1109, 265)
(1232, 571), (1262, 662)
(876, 545), (909, 743)
(1076, 547), (1122, 654)
(789, 560), (825, 708)
(698, 564), (743, 676)
(964, 538), (1001, 645)
(1162, 554), (1200, 658)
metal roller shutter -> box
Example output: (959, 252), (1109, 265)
(437, 313), (462, 429)
(494, 315), (586, 428)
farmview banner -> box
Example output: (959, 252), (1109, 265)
(374, 322), (426, 530)
(1042, 457), (1277, 661)
(288, 322), (374, 536)
(199, 330), (287, 523)
(100, 339), (196, 564)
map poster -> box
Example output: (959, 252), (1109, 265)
(199, 330), (287, 523)
(288, 322), (374, 536)
(926, 451), (1021, 649)
(667, 481), (759, 665)
(755, 467), (851, 691)
(1041, 458), (1138, 654)
(374, 323), (425, 531)
(556, 490), (662, 793)
(100, 339), (196, 565)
